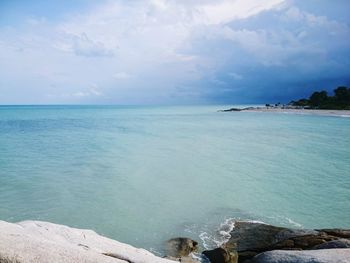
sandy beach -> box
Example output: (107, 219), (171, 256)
(242, 108), (350, 117)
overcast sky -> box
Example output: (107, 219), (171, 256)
(1, 0), (350, 104)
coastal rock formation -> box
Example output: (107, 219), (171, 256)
(250, 249), (350, 263)
(225, 221), (350, 262)
(202, 248), (238, 263)
(1, 220), (350, 263)
(164, 256), (200, 263)
(0, 220), (175, 263)
(218, 108), (242, 112)
(165, 237), (198, 257)
(313, 239), (350, 249)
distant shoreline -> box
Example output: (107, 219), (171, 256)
(244, 108), (350, 117)
(220, 107), (350, 117)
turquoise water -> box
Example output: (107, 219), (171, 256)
(0, 105), (349, 253)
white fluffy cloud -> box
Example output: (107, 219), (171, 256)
(195, 0), (284, 25)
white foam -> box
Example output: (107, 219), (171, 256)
(199, 231), (212, 249)
(285, 217), (303, 228)
(244, 219), (266, 224)
(199, 218), (236, 249)
(216, 218), (236, 246)
(266, 215), (303, 228)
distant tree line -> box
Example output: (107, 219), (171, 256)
(290, 86), (350, 110)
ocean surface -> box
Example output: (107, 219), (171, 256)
(0, 105), (349, 254)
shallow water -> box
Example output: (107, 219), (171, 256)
(0, 105), (349, 253)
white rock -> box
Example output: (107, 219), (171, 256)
(0, 220), (176, 263)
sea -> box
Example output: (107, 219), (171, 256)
(0, 105), (349, 254)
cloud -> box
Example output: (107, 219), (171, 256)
(113, 72), (132, 79)
(229, 72), (243, 80)
(150, 0), (168, 10)
(73, 33), (114, 57)
(26, 17), (47, 26)
(70, 85), (103, 97)
(55, 32), (115, 57)
(194, 0), (285, 25)
(0, 0), (349, 104)
(53, 0), (286, 62)
(212, 5), (350, 67)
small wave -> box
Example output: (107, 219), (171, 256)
(191, 252), (209, 263)
(198, 216), (304, 251)
(217, 218), (236, 245)
(266, 215), (303, 228)
(198, 218), (268, 250)
(149, 247), (162, 256)
(285, 217), (303, 228)
(199, 218), (236, 249)
(199, 231), (212, 250)
(244, 219), (266, 224)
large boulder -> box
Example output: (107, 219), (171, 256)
(226, 221), (286, 252)
(313, 239), (350, 249)
(202, 248), (238, 263)
(251, 249), (350, 263)
(225, 221), (350, 262)
(0, 220), (176, 263)
(165, 237), (198, 257)
(316, 229), (350, 238)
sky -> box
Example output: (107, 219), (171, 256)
(0, 0), (350, 104)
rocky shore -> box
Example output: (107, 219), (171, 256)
(0, 220), (173, 263)
(1, 220), (350, 263)
(224, 221), (350, 262)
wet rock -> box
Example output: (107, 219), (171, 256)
(250, 249), (350, 263)
(226, 222), (286, 252)
(225, 221), (350, 262)
(290, 235), (327, 248)
(313, 239), (350, 249)
(164, 255), (200, 263)
(272, 239), (294, 249)
(180, 256), (202, 263)
(275, 228), (320, 242)
(218, 108), (242, 112)
(236, 251), (258, 262)
(317, 229), (350, 238)
(202, 248), (238, 263)
(165, 238), (198, 258)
